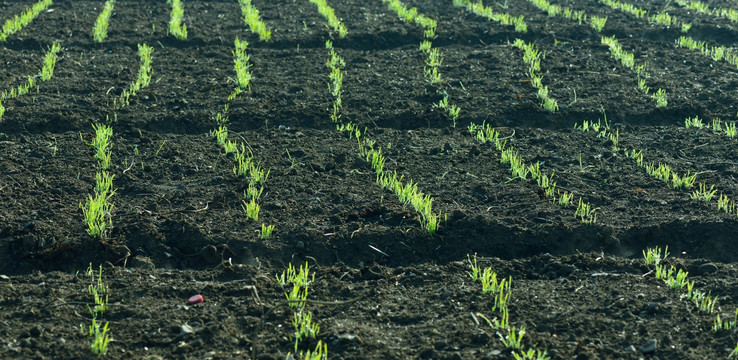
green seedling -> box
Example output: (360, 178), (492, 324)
(167, 0), (188, 39)
(467, 254), (481, 281)
(691, 183), (717, 202)
(685, 115), (704, 128)
(93, 0), (115, 42)
(0, 0), (53, 41)
(574, 197), (597, 224)
(292, 310), (320, 351)
(514, 348), (551, 360)
(260, 223), (275, 239)
(242, 198), (260, 221)
(288, 340), (328, 360)
(498, 326), (526, 350)
(643, 245), (669, 266)
(233, 37), (253, 91)
(83, 264), (111, 355)
(238, 0), (271, 41)
(453, 0), (527, 32)
(589, 16), (607, 32)
(512, 39), (558, 112)
(116, 44), (154, 110)
(308, 0), (347, 38)
(713, 309), (738, 332)
(652, 88), (667, 107)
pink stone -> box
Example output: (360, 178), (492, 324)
(187, 294), (204, 304)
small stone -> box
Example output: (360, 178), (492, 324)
(295, 241), (305, 250)
(180, 324), (195, 335)
(646, 302), (659, 314)
(624, 345), (636, 353)
(640, 339), (657, 353)
(440, 289), (452, 300)
(29, 325), (43, 337)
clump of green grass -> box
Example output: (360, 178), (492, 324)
(0, 42), (61, 120)
(80, 123), (116, 238)
(238, 0), (271, 41)
(308, 0), (347, 38)
(167, 0), (188, 40)
(453, 0), (527, 32)
(93, 0), (116, 42)
(82, 263), (112, 356)
(116, 44), (154, 109)
(0, 0), (53, 42)
(512, 39), (559, 112)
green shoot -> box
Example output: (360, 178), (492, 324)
(499, 326), (526, 350)
(691, 183), (717, 202)
(167, 0), (188, 40)
(512, 39), (558, 112)
(467, 254), (480, 281)
(238, 0), (271, 41)
(589, 16), (607, 32)
(643, 245), (669, 266)
(308, 0), (347, 38)
(0, 0), (53, 42)
(260, 224), (275, 239)
(116, 44), (154, 110)
(93, 0), (116, 42)
(453, 0), (527, 32)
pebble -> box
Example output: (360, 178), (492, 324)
(624, 345), (636, 353)
(646, 302), (659, 314)
(180, 324), (195, 335)
(187, 294), (204, 305)
(640, 339), (657, 353)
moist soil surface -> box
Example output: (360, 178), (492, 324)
(2, 0), (738, 359)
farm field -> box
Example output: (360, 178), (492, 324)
(3, 0), (738, 358)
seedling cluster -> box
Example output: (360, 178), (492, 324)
(686, 115), (738, 140)
(383, 0), (462, 126)
(452, 0), (527, 33)
(81, 264), (112, 356)
(167, 0), (188, 40)
(677, 36), (738, 69)
(644, 246), (718, 313)
(93, 0), (116, 43)
(308, 0), (347, 38)
(675, 0), (738, 24)
(115, 44), (154, 109)
(0, 0), (53, 41)
(469, 122), (595, 224)
(467, 255), (550, 359)
(278, 263), (328, 359)
(600, 35), (667, 107)
(238, 0), (271, 41)
(81, 124), (116, 238)
(512, 39), (558, 112)
(0, 42), (61, 121)
(326, 40), (442, 233)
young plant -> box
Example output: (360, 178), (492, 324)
(167, 0), (188, 40)
(453, 0), (527, 32)
(643, 245), (669, 266)
(308, 0), (347, 38)
(116, 44), (154, 109)
(0, 0), (53, 41)
(260, 223), (275, 239)
(589, 16), (607, 32)
(83, 264), (112, 355)
(691, 183), (717, 202)
(512, 39), (558, 112)
(238, 0), (271, 41)
(233, 37), (253, 92)
(93, 0), (116, 42)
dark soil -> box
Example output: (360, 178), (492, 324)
(2, 0), (738, 358)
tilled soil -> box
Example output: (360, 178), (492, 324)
(2, 0), (738, 358)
